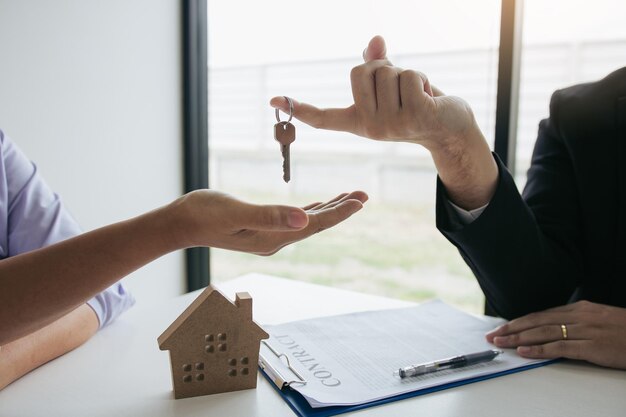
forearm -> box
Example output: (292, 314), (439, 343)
(0, 304), (99, 390)
(428, 125), (498, 210)
(436, 155), (582, 318)
(0, 204), (180, 345)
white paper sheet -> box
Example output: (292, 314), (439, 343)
(260, 300), (549, 408)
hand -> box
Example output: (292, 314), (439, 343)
(269, 35), (478, 151)
(270, 35), (498, 209)
(486, 300), (626, 369)
(0, 188), (366, 345)
(170, 190), (368, 256)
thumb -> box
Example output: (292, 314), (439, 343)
(363, 35), (388, 62)
(239, 204), (309, 231)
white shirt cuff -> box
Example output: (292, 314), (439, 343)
(86, 283), (135, 329)
(447, 200), (489, 225)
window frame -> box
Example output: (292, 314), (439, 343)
(182, 0), (210, 291)
(182, 0), (524, 294)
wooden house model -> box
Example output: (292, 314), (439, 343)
(157, 286), (269, 399)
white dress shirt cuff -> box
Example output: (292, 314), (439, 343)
(447, 200), (489, 225)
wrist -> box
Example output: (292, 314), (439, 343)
(135, 200), (190, 253)
(426, 123), (486, 169)
(415, 96), (479, 152)
(157, 197), (194, 250)
(161, 191), (218, 250)
(421, 116), (482, 155)
(429, 125), (498, 210)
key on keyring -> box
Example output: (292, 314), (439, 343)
(274, 121), (295, 182)
(274, 96), (296, 183)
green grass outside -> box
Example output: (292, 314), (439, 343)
(212, 195), (485, 314)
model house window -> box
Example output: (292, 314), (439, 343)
(207, 0), (502, 313)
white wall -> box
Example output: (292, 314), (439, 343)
(0, 0), (186, 302)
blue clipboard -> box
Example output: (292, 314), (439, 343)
(259, 360), (556, 417)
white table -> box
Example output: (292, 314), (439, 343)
(2, 273), (625, 417)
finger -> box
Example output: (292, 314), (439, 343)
(420, 71), (434, 97)
(303, 199), (364, 235)
(269, 96), (356, 133)
(404, 69), (443, 97)
(399, 69), (433, 112)
(400, 69), (433, 101)
(375, 65), (403, 112)
(363, 35), (388, 62)
(541, 300), (596, 313)
(486, 311), (577, 341)
(517, 340), (588, 361)
(350, 59), (393, 114)
(308, 191), (368, 211)
(323, 191), (370, 208)
(316, 191), (369, 211)
(302, 201), (323, 210)
(308, 193), (349, 211)
(237, 204), (309, 231)
(251, 198), (366, 256)
(492, 324), (585, 348)
(431, 85), (445, 97)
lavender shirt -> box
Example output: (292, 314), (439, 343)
(0, 130), (134, 328)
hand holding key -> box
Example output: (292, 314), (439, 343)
(269, 35), (498, 211)
(274, 96), (296, 183)
(269, 36), (478, 153)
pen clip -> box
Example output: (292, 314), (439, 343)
(259, 340), (307, 388)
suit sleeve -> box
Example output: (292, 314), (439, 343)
(1, 131), (134, 328)
(436, 92), (584, 319)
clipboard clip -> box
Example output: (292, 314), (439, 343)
(259, 340), (307, 389)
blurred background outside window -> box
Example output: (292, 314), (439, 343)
(515, 0), (626, 183)
(207, 0), (625, 313)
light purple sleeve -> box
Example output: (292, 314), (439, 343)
(0, 130), (134, 328)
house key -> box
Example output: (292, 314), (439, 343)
(274, 96), (296, 183)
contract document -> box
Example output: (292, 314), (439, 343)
(259, 300), (551, 408)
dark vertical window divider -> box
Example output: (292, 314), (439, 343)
(494, 0), (524, 173)
(182, 0), (209, 291)
(486, 0), (524, 315)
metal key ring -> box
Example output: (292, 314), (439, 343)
(275, 96), (294, 124)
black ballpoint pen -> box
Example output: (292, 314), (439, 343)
(395, 349), (503, 378)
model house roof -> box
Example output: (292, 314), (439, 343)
(157, 286), (268, 350)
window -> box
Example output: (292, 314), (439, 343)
(207, 0), (503, 313)
(515, 0), (626, 183)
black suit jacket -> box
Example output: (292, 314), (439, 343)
(436, 67), (626, 319)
